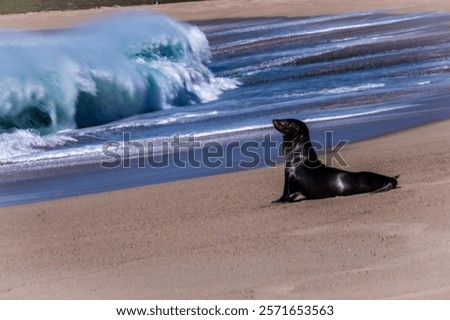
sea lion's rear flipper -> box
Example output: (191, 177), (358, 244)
(372, 176), (398, 194)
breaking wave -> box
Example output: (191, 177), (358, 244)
(0, 11), (238, 134)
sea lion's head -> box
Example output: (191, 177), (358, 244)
(272, 118), (310, 142)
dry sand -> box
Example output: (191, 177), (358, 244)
(1, 0), (450, 299)
(1, 119), (450, 299)
(1, 0), (450, 29)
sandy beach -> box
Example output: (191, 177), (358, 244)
(1, 0), (450, 30)
(1, 0), (450, 299)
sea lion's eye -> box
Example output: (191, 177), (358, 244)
(284, 122), (291, 128)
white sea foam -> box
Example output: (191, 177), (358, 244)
(0, 129), (77, 162)
(212, 12), (439, 50)
(303, 104), (412, 123)
(319, 83), (386, 95)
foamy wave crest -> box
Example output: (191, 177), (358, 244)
(0, 129), (77, 162)
(0, 11), (238, 134)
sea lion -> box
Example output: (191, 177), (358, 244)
(273, 118), (398, 202)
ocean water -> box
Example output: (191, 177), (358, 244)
(1, 10), (450, 206)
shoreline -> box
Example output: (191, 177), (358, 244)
(1, 0), (450, 299)
(1, 113), (449, 208)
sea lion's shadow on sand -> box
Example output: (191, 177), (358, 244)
(258, 186), (402, 209)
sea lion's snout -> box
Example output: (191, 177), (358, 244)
(272, 119), (284, 132)
(272, 119), (292, 133)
